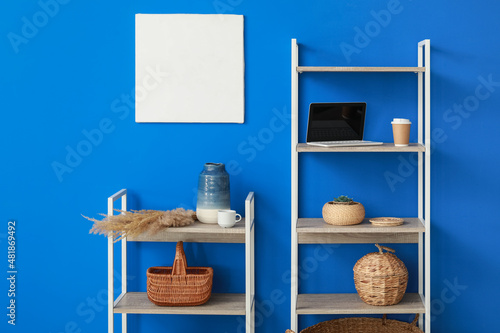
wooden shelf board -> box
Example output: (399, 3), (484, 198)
(114, 292), (246, 315)
(297, 66), (425, 73)
(297, 143), (425, 153)
(298, 218), (425, 233)
(128, 220), (246, 243)
(297, 293), (425, 315)
(297, 218), (424, 244)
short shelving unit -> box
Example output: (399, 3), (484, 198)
(107, 189), (255, 332)
(290, 39), (431, 332)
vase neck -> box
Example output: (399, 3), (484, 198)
(202, 163), (226, 174)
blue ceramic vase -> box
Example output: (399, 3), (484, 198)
(196, 163), (230, 223)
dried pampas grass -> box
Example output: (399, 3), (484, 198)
(83, 208), (196, 242)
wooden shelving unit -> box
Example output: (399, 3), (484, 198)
(290, 39), (431, 332)
(107, 189), (255, 333)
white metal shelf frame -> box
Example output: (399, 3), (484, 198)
(290, 39), (431, 332)
(107, 189), (255, 333)
(418, 39), (431, 333)
(108, 189), (127, 333)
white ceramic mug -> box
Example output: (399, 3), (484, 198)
(218, 210), (242, 228)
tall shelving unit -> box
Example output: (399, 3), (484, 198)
(290, 39), (431, 332)
(107, 189), (255, 333)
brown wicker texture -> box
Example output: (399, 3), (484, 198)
(322, 201), (365, 225)
(147, 241), (213, 306)
(353, 244), (408, 306)
(286, 314), (422, 333)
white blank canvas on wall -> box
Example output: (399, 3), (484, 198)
(135, 14), (245, 123)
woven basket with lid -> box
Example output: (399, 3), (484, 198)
(353, 244), (408, 306)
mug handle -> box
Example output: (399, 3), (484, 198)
(235, 213), (242, 222)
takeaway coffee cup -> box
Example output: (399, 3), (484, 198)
(218, 210), (242, 228)
(391, 118), (411, 146)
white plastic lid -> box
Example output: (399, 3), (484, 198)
(391, 118), (411, 124)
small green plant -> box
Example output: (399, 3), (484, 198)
(333, 195), (354, 203)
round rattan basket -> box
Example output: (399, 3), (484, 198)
(322, 201), (365, 225)
(353, 244), (408, 306)
(286, 314), (423, 333)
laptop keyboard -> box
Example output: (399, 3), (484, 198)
(312, 140), (365, 144)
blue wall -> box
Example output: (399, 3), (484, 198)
(2, 0), (500, 332)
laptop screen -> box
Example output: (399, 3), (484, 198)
(306, 103), (366, 142)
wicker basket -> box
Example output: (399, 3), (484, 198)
(146, 241), (213, 306)
(322, 201), (365, 226)
(286, 314), (422, 333)
(353, 244), (408, 306)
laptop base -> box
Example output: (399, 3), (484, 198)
(306, 140), (383, 147)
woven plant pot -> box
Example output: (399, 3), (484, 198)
(353, 244), (408, 306)
(322, 201), (365, 225)
(286, 314), (422, 333)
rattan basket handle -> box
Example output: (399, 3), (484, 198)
(172, 241), (187, 276)
(411, 314), (419, 326)
(375, 243), (395, 254)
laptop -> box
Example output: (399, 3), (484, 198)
(306, 102), (383, 147)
